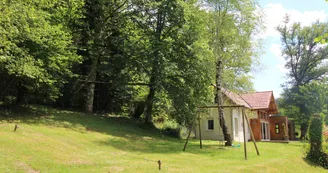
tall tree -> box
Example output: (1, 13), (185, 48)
(164, 0), (214, 126)
(130, 0), (214, 124)
(74, 0), (131, 113)
(204, 0), (262, 146)
(131, 0), (185, 123)
(277, 17), (328, 139)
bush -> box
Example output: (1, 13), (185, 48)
(161, 127), (181, 138)
(307, 113), (328, 169)
(295, 132), (299, 137)
(160, 120), (181, 138)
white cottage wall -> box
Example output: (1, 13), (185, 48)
(196, 107), (250, 142)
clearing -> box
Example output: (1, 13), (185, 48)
(0, 106), (325, 173)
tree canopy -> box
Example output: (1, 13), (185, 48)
(0, 0), (262, 128)
(277, 17), (328, 139)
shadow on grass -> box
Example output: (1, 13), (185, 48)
(0, 105), (229, 154)
(302, 157), (322, 168)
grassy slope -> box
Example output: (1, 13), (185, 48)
(0, 106), (326, 173)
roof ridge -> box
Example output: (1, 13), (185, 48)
(255, 91), (273, 93)
(241, 91), (273, 94)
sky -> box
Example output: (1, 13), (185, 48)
(252, 0), (328, 97)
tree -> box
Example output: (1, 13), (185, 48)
(72, 0), (132, 113)
(0, 0), (81, 105)
(204, 0), (262, 146)
(277, 17), (328, 139)
(130, 0), (185, 124)
(299, 81), (328, 116)
(164, 0), (214, 126)
(128, 0), (215, 125)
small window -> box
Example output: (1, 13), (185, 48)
(208, 120), (214, 130)
(275, 124), (280, 134)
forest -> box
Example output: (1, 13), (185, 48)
(1, 0), (328, 139)
(0, 0), (261, 125)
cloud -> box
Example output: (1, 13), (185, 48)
(259, 3), (328, 38)
(269, 43), (288, 73)
(270, 44), (283, 60)
(262, 4), (328, 74)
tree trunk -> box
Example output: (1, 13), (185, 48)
(143, 6), (165, 124)
(85, 56), (98, 113)
(16, 80), (26, 105)
(299, 103), (308, 140)
(300, 122), (308, 140)
(144, 75), (156, 124)
(216, 60), (232, 146)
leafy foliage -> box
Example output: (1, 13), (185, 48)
(205, 0), (262, 91)
(307, 113), (328, 169)
(277, 18), (328, 86)
(203, 0), (262, 146)
(277, 17), (328, 138)
(0, 0), (263, 129)
(0, 0), (81, 104)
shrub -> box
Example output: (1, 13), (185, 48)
(161, 120), (181, 138)
(307, 113), (328, 169)
(295, 132), (299, 137)
(161, 127), (181, 138)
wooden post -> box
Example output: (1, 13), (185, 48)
(13, 124), (18, 132)
(242, 108), (247, 160)
(243, 109), (260, 156)
(198, 115), (202, 149)
(182, 127), (192, 151)
(157, 160), (161, 170)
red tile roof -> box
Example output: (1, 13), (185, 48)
(222, 89), (278, 114)
(240, 91), (273, 109)
(222, 89), (251, 108)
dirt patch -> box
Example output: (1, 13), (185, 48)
(110, 151), (127, 156)
(68, 159), (93, 165)
(109, 166), (124, 172)
(16, 162), (40, 173)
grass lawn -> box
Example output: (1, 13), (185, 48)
(0, 106), (326, 173)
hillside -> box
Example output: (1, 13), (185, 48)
(0, 106), (326, 173)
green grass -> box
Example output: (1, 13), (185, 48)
(0, 106), (326, 173)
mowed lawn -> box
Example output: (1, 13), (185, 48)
(0, 107), (326, 173)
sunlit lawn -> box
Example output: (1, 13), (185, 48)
(0, 106), (326, 172)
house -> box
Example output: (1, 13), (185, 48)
(195, 89), (252, 143)
(195, 89), (295, 142)
(241, 91), (278, 141)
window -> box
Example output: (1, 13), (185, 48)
(207, 120), (214, 130)
(275, 124), (280, 134)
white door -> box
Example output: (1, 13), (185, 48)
(261, 122), (270, 141)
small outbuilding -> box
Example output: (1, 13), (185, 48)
(195, 89), (251, 142)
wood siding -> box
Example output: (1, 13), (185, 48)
(269, 116), (288, 140)
(250, 118), (261, 141)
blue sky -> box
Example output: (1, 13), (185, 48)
(252, 0), (328, 97)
